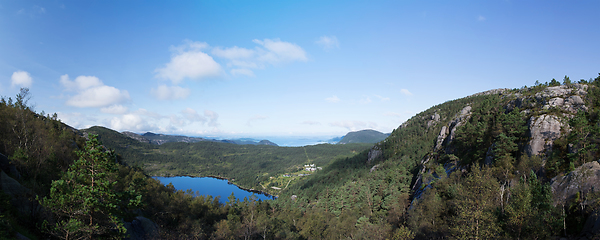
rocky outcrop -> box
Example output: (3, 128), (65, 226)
(122, 131), (152, 144)
(434, 126), (448, 151)
(124, 216), (159, 240)
(436, 105), (472, 152)
(427, 112), (441, 127)
(526, 114), (564, 156)
(551, 161), (600, 206)
(367, 144), (382, 164)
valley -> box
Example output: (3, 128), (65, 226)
(2, 76), (600, 239)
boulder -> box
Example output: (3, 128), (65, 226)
(526, 114), (563, 156)
(124, 216), (159, 240)
(551, 161), (600, 206)
(0, 170), (33, 216)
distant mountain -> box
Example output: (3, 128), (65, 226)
(121, 131), (278, 146)
(338, 129), (389, 144)
(141, 132), (206, 145)
(326, 136), (343, 144)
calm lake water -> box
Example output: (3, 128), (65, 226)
(154, 176), (274, 203)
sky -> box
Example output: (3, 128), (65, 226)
(1, 1), (600, 139)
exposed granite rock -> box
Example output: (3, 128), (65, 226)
(526, 114), (563, 156)
(443, 105), (472, 153)
(367, 144), (382, 164)
(434, 126), (448, 151)
(427, 112), (441, 127)
(551, 161), (600, 206)
(122, 131), (152, 144)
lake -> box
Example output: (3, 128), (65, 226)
(153, 176), (275, 203)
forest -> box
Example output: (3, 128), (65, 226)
(1, 74), (600, 239)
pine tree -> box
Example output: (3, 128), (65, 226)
(40, 134), (138, 240)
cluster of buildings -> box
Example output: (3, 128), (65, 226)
(303, 164), (322, 172)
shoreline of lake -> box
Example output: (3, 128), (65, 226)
(153, 175), (277, 202)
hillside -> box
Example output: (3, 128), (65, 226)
(83, 126), (372, 194)
(338, 129), (389, 144)
(3, 75), (600, 239)
(122, 131), (278, 146)
(276, 76), (600, 238)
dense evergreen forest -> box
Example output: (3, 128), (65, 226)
(1, 74), (600, 239)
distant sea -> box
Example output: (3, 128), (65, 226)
(202, 135), (341, 147)
(263, 136), (340, 147)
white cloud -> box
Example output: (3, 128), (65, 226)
(151, 85), (191, 100)
(11, 71), (33, 88)
(110, 114), (151, 132)
(478, 15), (486, 21)
(208, 38), (308, 77)
(181, 108), (207, 123)
(301, 121), (321, 125)
(60, 75), (101, 91)
(253, 38), (308, 64)
(230, 68), (255, 77)
(204, 110), (219, 127)
(60, 74), (130, 108)
(325, 95), (340, 103)
(101, 104), (129, 114)
(212, 46), (255, 59)
(330, 121), (378, 131)
(315, 36), (340, 50)
(400, 89), (413, 96)
(155, 41), (222, 84)
(375, 95), (390, 102)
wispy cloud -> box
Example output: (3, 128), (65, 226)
(151, 85), (191, 100)
(301, 120), (321, 125)
(325, 95), (340, 103)
(375, 95), (390, 102)
(101, 105), (128, 114)
(247, 115), (267, 127)
(330, 121), (378, 132)
(211, 38), (308, 77)
(315, 36), (340, 51)
(400, 89), (413, 96)
(359, 96), (372, 104)
(478, 15), (486, 21)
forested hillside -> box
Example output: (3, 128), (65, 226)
(2, 74), (600, 239)
(337, 129), (389, 144)
(83, 126), (372, 195)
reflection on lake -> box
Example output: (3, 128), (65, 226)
(153, 176), (275, 203)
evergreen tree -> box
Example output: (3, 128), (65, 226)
(40, 134), (139, 240)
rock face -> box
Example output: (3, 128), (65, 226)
(551, 161), (600, 206)
(436, 105), (472, 152)
(122, 131), (152, 144)
(367, 144), (382, 164)
(526, 114), (564, 156)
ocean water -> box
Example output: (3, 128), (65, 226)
(153, 176), (274, 203)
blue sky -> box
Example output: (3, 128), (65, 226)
(1, 1), (599, 138)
